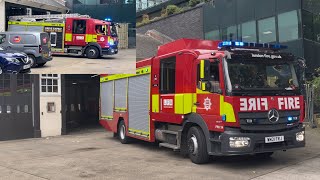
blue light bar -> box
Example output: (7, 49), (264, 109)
(288, 117), (293, 121)
(218, 41), (288, 50)
(105, 18), (112, 22)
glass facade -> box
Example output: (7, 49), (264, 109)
(241, 21), (256, 42)
(258, 17), (276, 43)
(278, 10), (300, 42)
(203, 0), (320, 72)
(136, 0), (168, 11)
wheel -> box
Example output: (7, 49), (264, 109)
(187, 126), (209, 164)
(254, 152), (274, 159)
(118, 120), (129, 144)
(86, 46), (100, 59)
(37, 63), (47, 67)
(27, 55), (36, 67)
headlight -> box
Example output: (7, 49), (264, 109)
(229, 137), (250, 148)
(296, 131), (305, 142)
(5, 57), (20, 63)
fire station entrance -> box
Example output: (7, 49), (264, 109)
(0, 75), (40, 141)
(62, 75), (100, 134)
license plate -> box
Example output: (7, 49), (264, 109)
(23, 64), (31, 69)
(265, 136), (284, 143)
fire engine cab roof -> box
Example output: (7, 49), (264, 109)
(157, 39), (221, 56)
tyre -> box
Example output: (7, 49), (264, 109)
(254, 152), (274, 159)
(187, 126), (209, 164)
(86, 46), (100, 59)
(118, 120), (129, 144)
(28, 55), (37, 67)
(37, 63), (47, 67)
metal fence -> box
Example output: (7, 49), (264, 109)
(305, 84), (317, 128)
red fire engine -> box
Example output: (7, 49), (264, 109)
(8, 14), (119, 59)
(100, 39), (306, 164)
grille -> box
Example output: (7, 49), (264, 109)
(238, 110), (300, 132)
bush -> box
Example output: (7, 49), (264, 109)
(189, 0), (201, 7)
(310, 68), (320, 109)
(166, 5), (181, 16)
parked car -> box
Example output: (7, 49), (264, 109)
(0, 32), (52, 67)
(0, 47), (31, 74)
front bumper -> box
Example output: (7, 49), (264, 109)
(102, 46), (118, 55)
(208, 125), (305, 155)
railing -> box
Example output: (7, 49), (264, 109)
(305, 84), (317, 128)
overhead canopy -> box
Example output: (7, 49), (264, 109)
(6, 0), (69, 12)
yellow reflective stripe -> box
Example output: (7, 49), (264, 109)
(128, 128), (149, 135)
(8, 21), (65, 27)
(174, 93), (193, 114)
(136, 66), (151, 75)
(192, 93), (197, 113)
(101, 115), (113, 120)
(201, 82), (206, 91)
(219, 96), (236, 122)
(86, 34), (97, 42)
(65, 33), (72, 42)
(100, 67), (152, 82)
(114, 107), (127, 111)
(152, 94), (159, 113)
(200, 60), (204, 79)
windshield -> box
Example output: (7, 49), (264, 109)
(225, 58), (299, 93)
(111, 24), (118, 37)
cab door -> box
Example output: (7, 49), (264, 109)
(71, 19), (87, 46)
(159, 56), (176, 114)
(195, 60), (222, 116)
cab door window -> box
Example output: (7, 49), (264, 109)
(197, 60), (220, 93)
(160, 57), (176, 94)
(73, 20), (86, 34)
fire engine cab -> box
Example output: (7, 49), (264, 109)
(100, 39), (306, 164)
(8, 14), (119, 59)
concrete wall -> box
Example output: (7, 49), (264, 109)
(0, 0), (5, 32)
(137, 5), (204, 40)
(40, 96), (62, 137)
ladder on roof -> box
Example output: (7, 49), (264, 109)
(9, 13), (91, 21)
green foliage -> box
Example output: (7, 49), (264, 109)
(189, 0), (201, 7)
(311, 68), (320, 108)
(166, 5), (181, 16)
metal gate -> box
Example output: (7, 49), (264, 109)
(0, 75), (35, 141)
(305, 84), (317, 128)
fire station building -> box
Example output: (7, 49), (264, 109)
(0, 0), (68, 31)
(137, 0), (320, 73)
(0, 74), (100, 141)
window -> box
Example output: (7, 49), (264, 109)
(47, 102), (56, 113)
(314, 14), (320, 42)
(258, 17), (276, 43)
(17, 105), (20, 113)
(242, 21), (257, 42)
(205, 30), (220, 40)
(50, 33), (57, 47)
(73, 20), (86, 34)
(41, 74), (60, 94)
(160, 57), (176, 94)
(278, 10), (300, 42)
(24, 105), (29, 113)
(7, 105), (11, 114)
(222, 26), (237, 41)
(17, 74), (31, 94)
